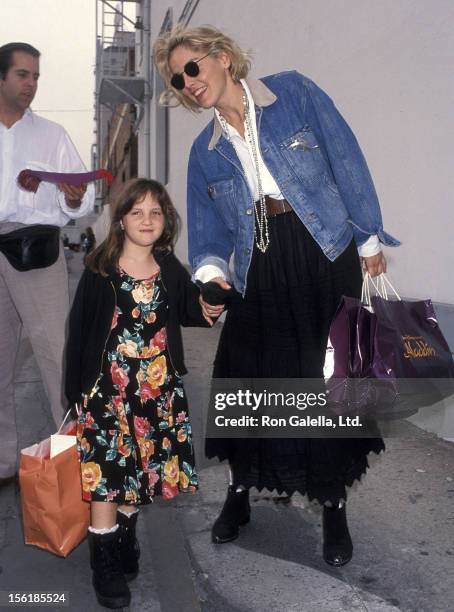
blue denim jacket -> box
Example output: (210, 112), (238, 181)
(187, 71), (400, 295)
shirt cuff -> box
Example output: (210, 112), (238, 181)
(194, 264), (226, 283)
(358, 234), (381, 257)
(58, 183), (95, 218)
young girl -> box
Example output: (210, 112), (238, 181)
(65, 178), (223, 609)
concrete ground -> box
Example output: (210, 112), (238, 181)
(0, 252), (453, 612)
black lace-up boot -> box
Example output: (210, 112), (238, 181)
(90, 530), (131, 609)
(117, 511), (140, 581)
(212, 486), (251, 543)
(322, 504), (353, 566)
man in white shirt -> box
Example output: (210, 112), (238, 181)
(0, 42), (94, 481)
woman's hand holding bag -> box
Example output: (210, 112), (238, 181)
(325, 273), (454, 418)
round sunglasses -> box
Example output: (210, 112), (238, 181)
(170, 53), (210, 90)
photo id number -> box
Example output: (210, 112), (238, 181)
(0, 592), (68, 607)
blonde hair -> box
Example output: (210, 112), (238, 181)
(153, 24), (251, 112)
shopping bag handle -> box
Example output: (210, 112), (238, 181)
(361, 273), (401, 306)
(57, 403), (81, 434)
(380, 273), (401, 301)
(361, 272), (381, 306)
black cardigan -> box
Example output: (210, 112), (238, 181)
(65, 250), (208, 404)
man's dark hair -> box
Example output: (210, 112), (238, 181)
(0, 43), (40, 79)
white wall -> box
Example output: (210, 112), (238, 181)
(147, 0), (454, 304)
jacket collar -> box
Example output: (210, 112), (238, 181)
(208, 77), (277, 150)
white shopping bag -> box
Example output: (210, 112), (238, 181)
(50, 407), (79, 458)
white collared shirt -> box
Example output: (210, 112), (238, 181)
(214, 79), (284, 201)
(0, 109), (94, 226)
(197, 80), (379, 283)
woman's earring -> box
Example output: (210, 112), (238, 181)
(120, 220), (125, 230)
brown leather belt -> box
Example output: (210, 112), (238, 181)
(263, 196), (293, 217)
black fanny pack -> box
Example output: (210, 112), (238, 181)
(0, 225), (60, 271)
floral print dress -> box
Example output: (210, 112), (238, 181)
(77, 268), (198, 505)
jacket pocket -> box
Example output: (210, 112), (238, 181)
(207, 177), (236, 231)
(279, 125), (327, 187)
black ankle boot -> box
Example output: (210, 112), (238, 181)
(322, 504), (353, 567)
(117, 511), (140, 581)
(90, 530), (131, 609)
(212, 486), (251, 544)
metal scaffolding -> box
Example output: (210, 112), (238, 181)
(93, 0), (199, 195)
(94, 0), (151, 192)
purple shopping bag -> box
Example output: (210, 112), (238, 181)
(324, 295), (375, 380)
(325, 276), (454, 417)
(324, 295), (386, 414)
(369, 296), (454, 378)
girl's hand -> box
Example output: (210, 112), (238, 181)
(199, 276), (230, 325)
(362, 252), (387, 277)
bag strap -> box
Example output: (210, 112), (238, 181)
(57, 403), (81, 434)
(361, 272), (402, 305)
(361, 272), (378, 305)
(379, 273), (402, 301)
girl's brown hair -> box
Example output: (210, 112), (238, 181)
(86, 178), (180, 276)
(153, 24), (251, 113)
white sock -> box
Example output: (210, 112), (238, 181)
(88, 524), (119, 535)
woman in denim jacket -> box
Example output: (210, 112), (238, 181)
(155, 25), (399, 566)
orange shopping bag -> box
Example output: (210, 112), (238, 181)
(19, 409), (90, 557)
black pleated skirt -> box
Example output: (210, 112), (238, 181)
(205, 211), (384, 505)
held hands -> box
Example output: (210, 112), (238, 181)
(199, 276), (230, 326)
(199, 254), (388, 325)
(58, 183), (87, 208)
(361, 251), (387, 277)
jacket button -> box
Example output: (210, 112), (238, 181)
(208, 186), (214, 196)
(246, 208), (253, 215)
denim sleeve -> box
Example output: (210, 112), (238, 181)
(187, 144), (234, 279)
(302, 76), (400, 248)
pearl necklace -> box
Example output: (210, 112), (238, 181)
(217, 85), (270, 253)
